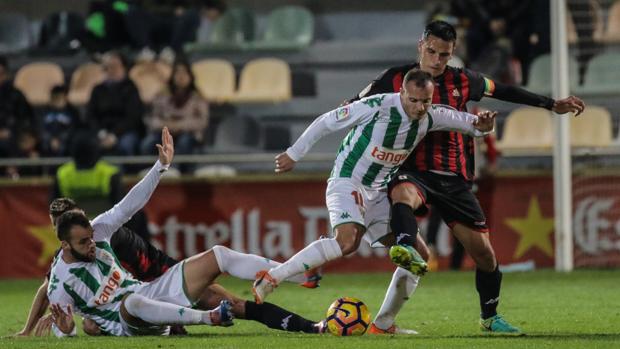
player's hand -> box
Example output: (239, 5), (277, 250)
(275, 152), (296, 173)
(33, 314), (53, 337)
(156, 126), (175, 166)
(50, 304), (75, 335)
(474, 110), (497, 132)
(553, 96), (585, 116)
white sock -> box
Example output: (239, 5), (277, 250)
(373, 267), (419, 330)
(268, 238), (342, 284)
(212, 245), (306, 284)
(124, 293), (214, 325)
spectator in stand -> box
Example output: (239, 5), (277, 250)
(140, 59), (208, 157)
(40, 85), (82, 157)
(194, 0), (227, 44)
(0, 56), (36, 159)
(87, 51), (144, 156)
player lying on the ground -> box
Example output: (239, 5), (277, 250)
(253, 69), (496, 306)
(43, 128), (324, 337)
(17, 198), (322, 337)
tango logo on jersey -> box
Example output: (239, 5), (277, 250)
(370, 146), (410, 166)
(94, 270), (122, 306)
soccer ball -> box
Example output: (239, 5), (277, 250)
(325, 297), (371, 336)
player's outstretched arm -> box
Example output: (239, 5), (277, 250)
(275, 152), (296, 173)
(14, 279), (50, 336)
(552, 96), (585, 116)
(92, 127), (174, 240)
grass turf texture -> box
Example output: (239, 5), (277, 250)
(1, 270), (619, 348)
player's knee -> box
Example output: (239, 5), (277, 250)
(335, 225), (363, 255)
(391, 184), (422, 208)
(123, 293), (146, 316)
(473, 247), (496, 271)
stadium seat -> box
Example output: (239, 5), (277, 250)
(14, 62), (65, 106)
(191, 59), (236, 103)
(525, 54), (579, 94)
(68, 62), (105, 105)
(581, 52), (620, 94)
(0, 13), (31, 53)
(570, 106), (613, 147)
(566, 1), (604, 44)
(231, 58), (292, 103)
(185, 7), (254, 52)
(604, 0), (620, 43)
(497, 107), (553, 151)
(251, 6), (314, 50)
(129, 61), (172, 103)
(209, 114), (261, 153)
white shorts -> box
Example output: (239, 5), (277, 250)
(326, 178), (391, 247)
(120, 262), (192, 336)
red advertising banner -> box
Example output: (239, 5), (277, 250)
(1, 175), (618, 278)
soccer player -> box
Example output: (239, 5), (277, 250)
(17, 199), (322, 337)
(44, 128), (323, 337)
(350, 20), (585, 334)
(252, 69), (496, 308)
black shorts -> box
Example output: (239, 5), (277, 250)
(388, 171), (489, 232)
(110, 227), (179, 281)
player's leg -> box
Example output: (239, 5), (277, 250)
(435, 178), (520, 333)
(387, 173), (429, 275)
(253, 179), (366, 303)
(120, 292), (231, 328)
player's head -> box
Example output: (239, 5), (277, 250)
(400, 69), (434, 120)
(418, 20), (456, 77)
(49, 198), (84, 226)
(56, 210), (95, 262)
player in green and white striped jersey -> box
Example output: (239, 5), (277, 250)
(253, 69), (496, 304)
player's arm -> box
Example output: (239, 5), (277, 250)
(14, 279), (50, 336)
(429, 106), (496, 136)
(275, 99), (377, 173)
(47, 284), (77, 337)
(91, 127), (174, 241)
(469, 71), (585, 116)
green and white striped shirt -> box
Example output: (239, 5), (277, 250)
(286, 93), (487, 190)
(48, 160), (168, 336)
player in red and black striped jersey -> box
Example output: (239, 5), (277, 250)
(350, 20), (585, 334)
(15, 198), (323, 337)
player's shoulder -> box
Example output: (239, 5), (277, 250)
(357, 93), (397, 111)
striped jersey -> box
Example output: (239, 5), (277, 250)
(286, 93), (487, 190)
(354, 63), (489, 180)
(47, 160), (168, 336)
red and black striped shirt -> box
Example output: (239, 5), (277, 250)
(353, 63), (487, 181)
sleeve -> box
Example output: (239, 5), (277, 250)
(466, 68), (555, 109)
(428, 106), (490, 137)
(286, 99), (378, 161)
(91, 160), (169, 242)
(347, 67), (402, 103)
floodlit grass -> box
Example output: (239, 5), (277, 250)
(1, 270), (619, 348)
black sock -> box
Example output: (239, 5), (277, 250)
(390, 202), (419, 246)
(244, 301), (318, 333)
(475, 265), (502, 319)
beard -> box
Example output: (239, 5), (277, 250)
(69, 245), (95, 262)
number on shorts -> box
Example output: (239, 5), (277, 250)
(351, 191), (364, 208)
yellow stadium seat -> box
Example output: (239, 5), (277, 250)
(497, 107), (553, 151)
(604, 0), (620, 43)
(14, 62), (64, 105)
(191, 59), (236, 103)
(570, 106), (612, 147)
(68, 62), (105, 105)
(231, 58), (292, 103)
(129, 61), (172, 103)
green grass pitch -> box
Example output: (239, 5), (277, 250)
(1, 270), (619, 348)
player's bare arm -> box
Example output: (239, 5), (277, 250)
(552, 96), (585, 116)
(50, 304), (75, 335)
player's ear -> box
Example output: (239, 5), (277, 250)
(60, 240), (70, 250)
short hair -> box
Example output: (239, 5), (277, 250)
(423, 20), (457, 42)
(102, 50), (130, 70)
(50, 198), (78, 226)
(51, 84), (69, 96)
(402, 69), (434, 89)
(56, 210), (90, 241)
